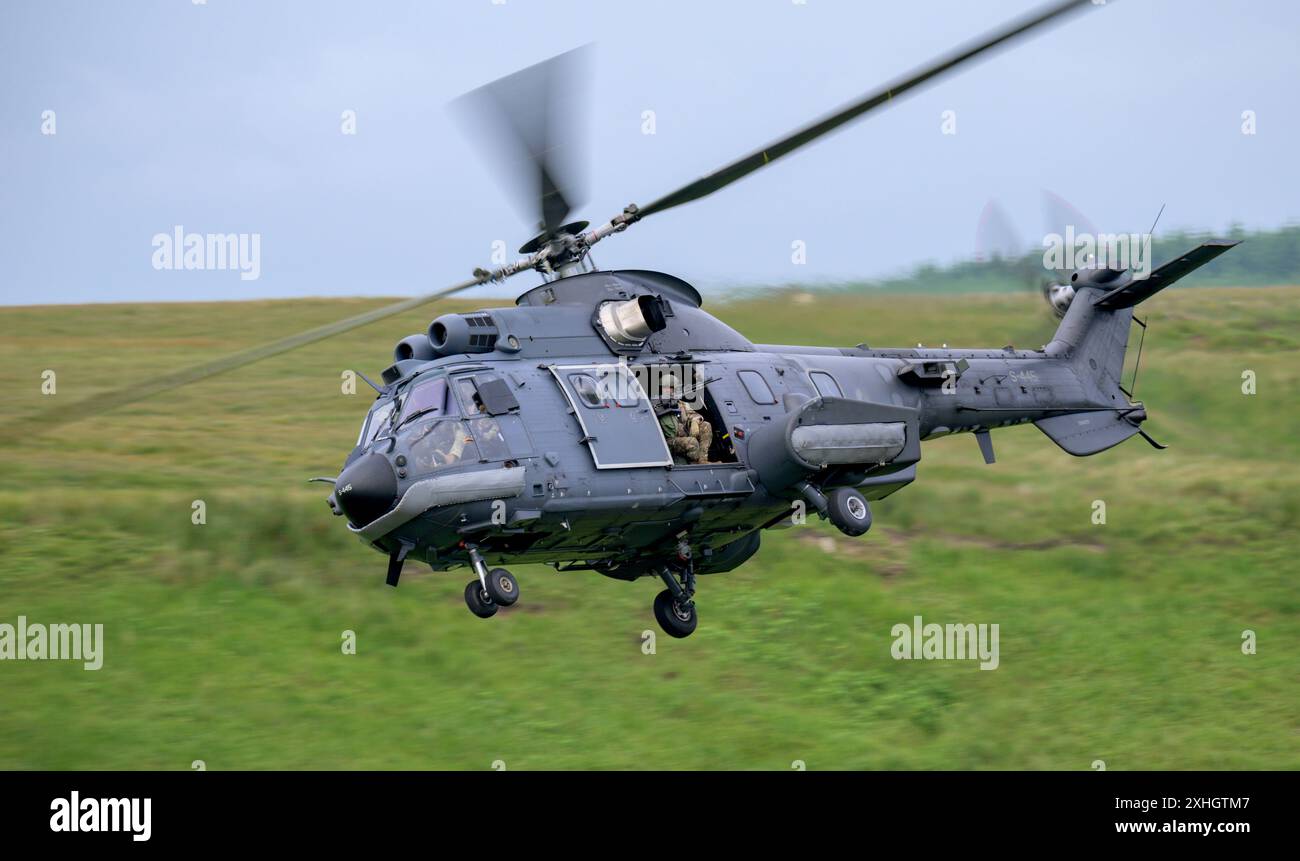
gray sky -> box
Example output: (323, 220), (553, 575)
(3, 0), (1297, 305)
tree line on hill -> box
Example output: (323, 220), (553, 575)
(822, 223), (1300, 295)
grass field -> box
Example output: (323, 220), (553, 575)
(1, 285), (1296, 770)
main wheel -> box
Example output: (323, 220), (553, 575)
(464, 580), (498, 618)
(826, 487), (872, 536)
(653, 589), (698, 639)
(484, 568), (519, 606)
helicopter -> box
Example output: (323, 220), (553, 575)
(16, 0), (1238, 638)
(315, 0), (1238, 637)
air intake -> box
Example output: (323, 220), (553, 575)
(394, 334), (435, 362)
(429, 313), (499, 357)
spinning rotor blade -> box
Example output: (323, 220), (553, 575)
(976, 198), (1051, 297)
(632, 0), (1094, 221)
(12, 48), (595, 438)
(1039, 188), (1100, 288)
(975, 199), (1026, 263)
(1, 273), (505, 442)
(453, 45), (591, 238)
(976, 191), (1105, 301)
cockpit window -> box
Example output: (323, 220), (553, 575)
(396, 377), (457, 428)
(409, 418), (479, 473)
(357, 400), (395, 446)
(456, 377), (480, 413)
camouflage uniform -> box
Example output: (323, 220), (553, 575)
(658, 375), (713, 464)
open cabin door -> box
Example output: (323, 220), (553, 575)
(549, 363), (673, 469)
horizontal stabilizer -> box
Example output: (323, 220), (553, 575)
(1035, 410), (1141, 457)
(1094, 240), (1240, 310)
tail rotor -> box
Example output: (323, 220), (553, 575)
(975, 191), (1100, 317)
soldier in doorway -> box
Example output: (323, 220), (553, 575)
(656, 373), (713, 465)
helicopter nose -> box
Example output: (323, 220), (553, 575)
(334, 453), (398, 528)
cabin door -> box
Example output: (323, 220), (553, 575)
(548, 363), (673, 469)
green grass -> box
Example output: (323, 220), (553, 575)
(0, 286), (1296, 770)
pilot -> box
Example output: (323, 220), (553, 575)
(414, 420), (463, 469)
(440, 428), (471, 465)
(431, 397), (503, 466)
(657, 373), (713, 465)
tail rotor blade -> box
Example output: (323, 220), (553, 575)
(976, 198), (1057, 297)
(975, 199), (1025, 263)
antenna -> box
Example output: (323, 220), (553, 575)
(1141, 203), (1166, 273)
(1127, 315), (1148, 398)
(1147, 203), (1166, 236)
(355, 370), (384, 394)
(1126, 204), (1165, 399)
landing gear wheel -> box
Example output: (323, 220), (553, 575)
(827, 487), (872, 536)
(464, 580), (498, 618)
(653, 589), (698, 639)
(484, 568), (519, 607)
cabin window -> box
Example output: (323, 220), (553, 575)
(810, 371), (843, 398)
(569, 373), (606, 408)
(738, 370), (777, 405)
(597, 370), (642, 407)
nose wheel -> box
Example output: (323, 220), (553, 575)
(653, 589), (698, 638)
(462, 544), (519, 618)
(484, 568), (519, 606)
(464, 580), (498, 618)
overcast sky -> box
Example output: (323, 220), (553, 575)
(2, 0), (1297, 305)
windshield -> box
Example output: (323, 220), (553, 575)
(357, 400), (395, 447)
(396, 377), (458, 428)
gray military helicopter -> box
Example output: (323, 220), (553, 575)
(313, 0), (1238, 637)
(16, 1), (1237, 638)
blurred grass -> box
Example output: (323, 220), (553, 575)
(0, 286), (1296, 769)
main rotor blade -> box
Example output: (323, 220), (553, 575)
(635, 0), (1094, 220)
(453, 45), (591, 237)
(1, 277), (485, 443)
